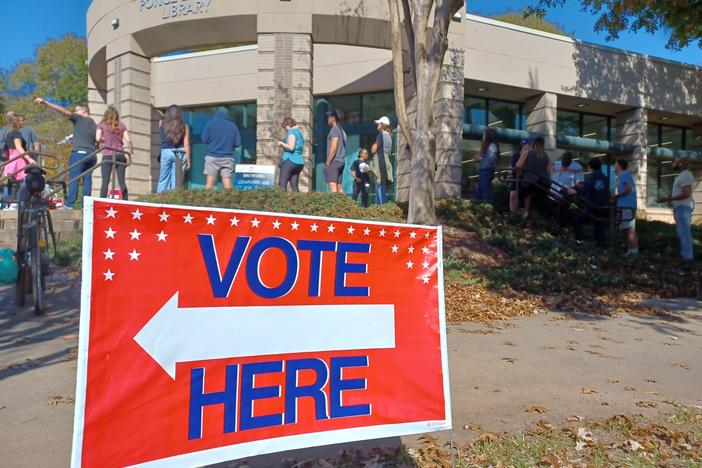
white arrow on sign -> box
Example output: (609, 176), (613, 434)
(134, 293), (396, 379)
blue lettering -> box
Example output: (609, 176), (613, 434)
(198, 234), (250, 298)
(240, 361), (284, 431)
(245, 237), (299, 299)
(284, 358), (329, 424)
(188, 365), (238, 440)
(334, 242), (371, 297)
(330, 356), (371, 418)
(297, 240), (336, 297)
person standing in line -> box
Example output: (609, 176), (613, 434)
(658, 157), (695, 260)
(35, 97), (97, 209)
(572, 157), (609, 248)
(474, 128), (500, 204)
(96, 105), (133, 200)
(157, 105), (191, 193)
(201, 108), (240, 190)
(351, 148), (371, 208)
(613, 159), (639, 255)
(516, 136), (551, 214)
(3, 114), (36, 179)
(551, 151), (584, 226)
(509, 139), (531, 212)
(277, 117), (304, 192)
(325, 109), (346, 194)
(370, 116), (394, 204)
(19, 114), (41, 155)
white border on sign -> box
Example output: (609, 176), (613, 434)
(70, 197), (95, 468)
(70, 197), (452, 468)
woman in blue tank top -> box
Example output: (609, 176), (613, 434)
(277, 117), (305, 192)
(156, 105), (190, 193)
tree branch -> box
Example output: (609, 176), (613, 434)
(388, 0), (415, 145)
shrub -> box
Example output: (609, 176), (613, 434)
(54, 232), (82, 268)
(141, 189), (405, 223)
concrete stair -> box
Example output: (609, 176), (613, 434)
(0, 210), (83, 248)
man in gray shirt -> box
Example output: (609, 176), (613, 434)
(325, 109), (346, 194)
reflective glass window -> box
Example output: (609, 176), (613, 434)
(464, 97), (487, 126)
(660, 126), (684, 151)
(647, 124), (660, 147)
(647, 159), (677, 207)
(488, 100), (521, 129)
(581, 114), (609, 140)
(557, 110), (580, 136)
(327, 95), (362, 125)
(362, 92), (395, 122)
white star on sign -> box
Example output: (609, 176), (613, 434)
(406, 261), (414, 269)
(156, 231), (168, 242)
(105, 228), (116, 239)
(105, 207), (117, 219)
(159, 211), (170, 222)
(129, 229), (141, 240)
(230, 216), (240, 226)
(347, 226), (355, 235)
(424, 232), (431, 239)
(183, 213), (194, 224)
(422, 261), (430, 269)
(291, 221), (300, 231)
(391, 244), (399, 253)
(363, 227), (371, 236)
(410, 231), (417, 239)
(379, 229), (386, 237)
(128, 250), (141, 262)
(103, 270), (115, 281)
(327, 224), (335, 233)
(408, 247), (415, 253)
(103, 249), (115, 260)
(273, 220), (281, 230)
(310, 223), (319, 232)
(206, 214), (217, 225)
(131, 209), (143, 220)
(422, 275), (430, 284)
(251, 218), (260, 228)
(394, 230), (401, 238)
(422, 246), (430, 254)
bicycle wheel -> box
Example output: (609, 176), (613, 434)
(31, 226), (45, 315)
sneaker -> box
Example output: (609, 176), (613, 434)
(58, 205), (73, 211)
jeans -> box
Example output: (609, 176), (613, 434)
(279, 159), (304, 192)
(376, 184), (388, 205)
(100, 154), (128, 200)
(157, 148), (186, 193)
(476, 167), (495, 203)
(674, 205), (694, 260)
(66, 150), (97, 208)
(352, 181), (369, 207)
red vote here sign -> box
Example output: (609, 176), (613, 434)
(72, 198), (450, 467)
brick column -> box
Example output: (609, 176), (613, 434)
(526, 92), (558, 161)
(615, 108), (648, 210)
(106, 51), (155, 197)
(433, 47), (465, 199)
(256, 33), (314, 191)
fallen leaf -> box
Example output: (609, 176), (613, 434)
(625, 439), (644, 452)
(475, 431), (500, 444)
(625, 386), (636, 391)
(607, 379), (620, 384)
(582, 387), (598, 395)
(502, 341), (516, 347)
(577, 428), (594, 442)
(566, 415), (584, 422)
(645, 391), (662, 396)
(636, 401), (658, 408)
(463, 423), (482, 431)
(672, 362), (689, 370)
(501, 357), (516, 364)
(538, 454), (561, 467)
(526, 406), (549, 414)
(575, 440), (588, 452)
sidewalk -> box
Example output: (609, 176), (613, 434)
(1, 272), (701, 467)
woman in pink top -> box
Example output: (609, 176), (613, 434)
(3, 114), (36, 181)
(96, 105), (133, 200)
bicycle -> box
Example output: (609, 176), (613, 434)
(12, 160), (60, 315)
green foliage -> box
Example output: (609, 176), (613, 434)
(491, 10), (568, 36)
(142, 189), (406, 223)
(54, 232), (83, 268)
(529, 0), (702, 49)
(34, 35), (88, 105)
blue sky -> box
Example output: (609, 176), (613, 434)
(0, 0), (699, 70)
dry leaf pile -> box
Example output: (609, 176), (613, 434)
(445, 281), (542, 323)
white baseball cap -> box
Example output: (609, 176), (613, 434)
(374, 116), (391, 126)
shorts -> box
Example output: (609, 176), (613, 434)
(619, 208), (636, 230)
(204, 156), (233, 179)
(325, 160), (345, 184)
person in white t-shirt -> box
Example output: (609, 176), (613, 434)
(551, 152), (584, 226)
(658, 157), (695, 260)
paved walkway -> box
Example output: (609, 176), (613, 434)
(1, 272), (701, 467)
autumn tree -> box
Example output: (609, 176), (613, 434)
(491, 10), (568, 36)
(528, 0), (702, 49)
(388, 0), (464, 225)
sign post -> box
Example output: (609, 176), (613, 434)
(72, 198), (450, 467)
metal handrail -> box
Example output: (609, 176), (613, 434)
(0, 151), (61, 184)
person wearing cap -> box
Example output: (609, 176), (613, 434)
(658, 157), (695, 260)
(474, 128), (499, 204)
(325, 109), (346, 193)
(370, 116), (394, 204)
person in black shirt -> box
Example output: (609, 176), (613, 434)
(572, 157), (609, 248)
(2, 114), (37, 208)
(350, 148), (371, 208)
